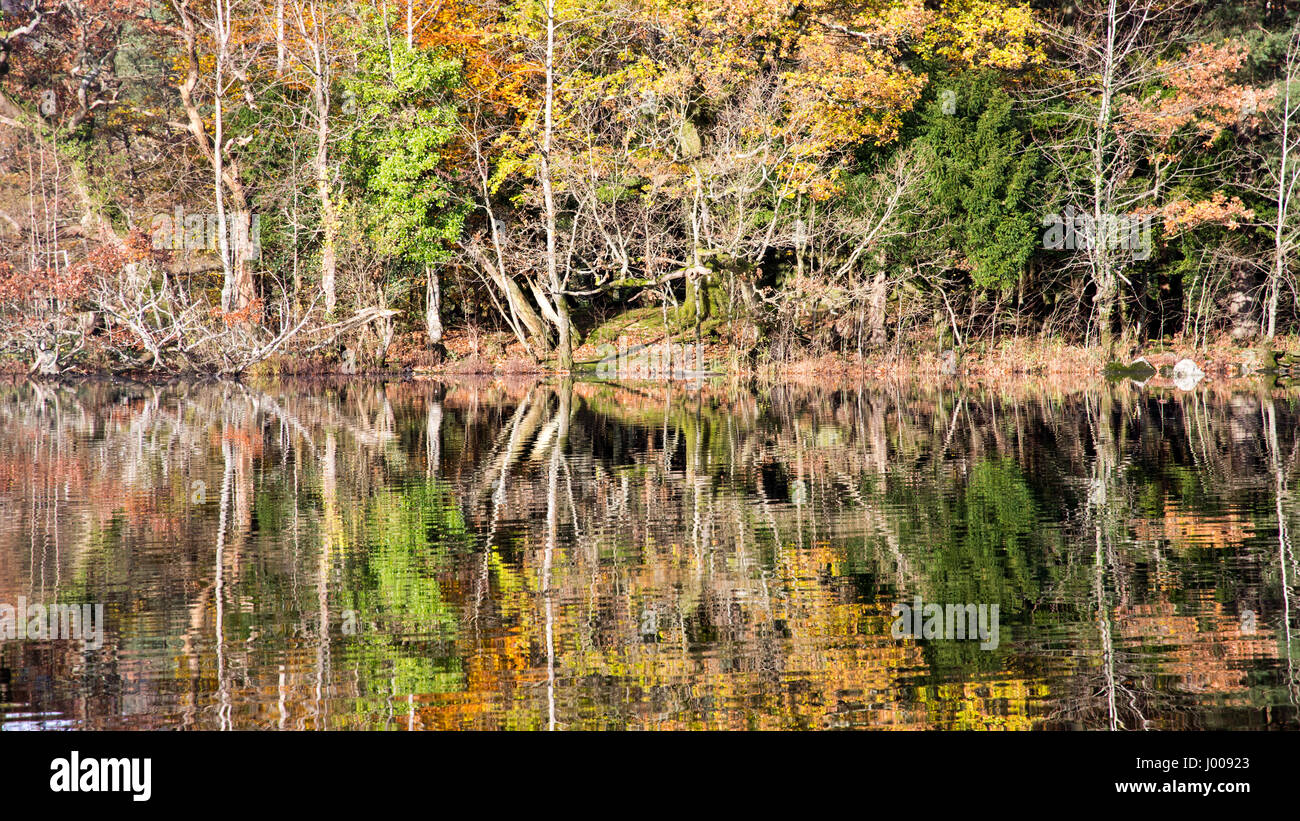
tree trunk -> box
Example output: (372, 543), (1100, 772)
(467, 242), (552, 355)
(311, 35), (337, 316)
(275, 0), (286, 75)
(540, 0), (572, 370)
(1227, 266), (1259, 341)
(866, 270), (888, 348)
(1267, 27), (1299, 339)
(316, 125), (336, 316)
(425, 265), (443, 346)
(174, 1), (254, 318)
(1091, 0), (1118, 355)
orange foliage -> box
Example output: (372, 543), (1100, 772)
(1152, 192), (1254, 236)
(1123, 42), (1275, 147)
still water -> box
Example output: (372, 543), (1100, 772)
(0, 377), (1297, 730)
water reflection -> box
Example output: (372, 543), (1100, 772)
(0, 377), (1297, 730)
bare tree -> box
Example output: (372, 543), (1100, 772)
(1263, 23), (1300, 339)
(539, 0), (573, 370)
(167, 0), (258, 317)
(286, 0), (340, 315)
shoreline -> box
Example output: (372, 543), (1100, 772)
(5, 331), (1298, 387)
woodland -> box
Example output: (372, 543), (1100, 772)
(0, 0), (1298, 375)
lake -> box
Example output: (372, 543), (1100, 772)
(0, 376), (1296, 730)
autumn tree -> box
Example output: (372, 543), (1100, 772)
(341, 28), (465, 349)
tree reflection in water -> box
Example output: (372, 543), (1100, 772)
(0, 376), (1296, 730)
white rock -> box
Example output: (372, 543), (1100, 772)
(1171, 358), (1204, 391)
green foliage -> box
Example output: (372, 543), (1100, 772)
(915, 72), (1040, 290)
(342, 37), (467, 268)
(339, 480), (471, 699)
